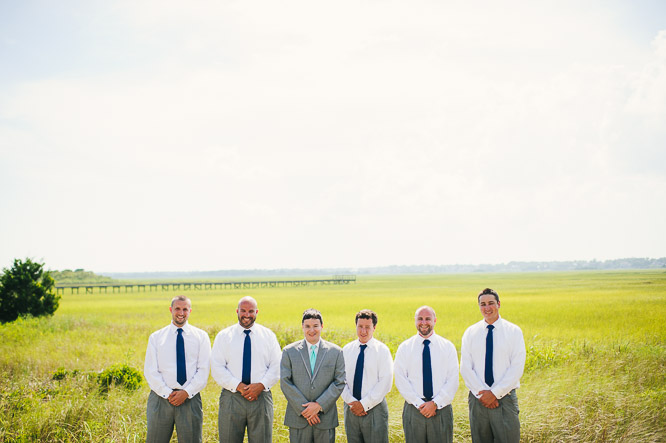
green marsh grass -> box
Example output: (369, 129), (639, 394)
(1, 271), (664, 441)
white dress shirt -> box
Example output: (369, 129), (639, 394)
(211, 323), (282, 392)
(144, 322), (211, 399)
(341, 338), (393, 411)
(460, 316), (526, 400)
(394, 332), (459, 409)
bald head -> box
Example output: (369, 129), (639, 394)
(415, 305), (436, 319)
(238, 296), (257, 309)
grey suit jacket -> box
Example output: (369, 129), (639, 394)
(280, 338), (346, 430)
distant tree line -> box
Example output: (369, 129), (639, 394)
(103, 257), (666, 280)
(50, 269), (114, 284)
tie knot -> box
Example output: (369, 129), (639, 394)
(177, 328), (183, 335)
(423, 339), (430, 346)
(359, 344), (367, 351)
(244, 329), (251, 335)
(311, 345), (316, 351)
(487, 325), (494, 330)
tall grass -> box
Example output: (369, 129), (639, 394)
(1, 271), (664, 441)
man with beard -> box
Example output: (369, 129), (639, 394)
(394, 306), (459, 443)
(144, 296), (211, 443)
(460, 288), (525, 443)
(211, 296), (282, 443)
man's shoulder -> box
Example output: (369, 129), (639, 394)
(368, 338), (390, 352)
(283, 339), (304, 352)
(149, 323), (172, 338)
(213, 323), (237, 340)
(463, 319), (487, 334)
(184, 323), (210, 339)
(252, 322), (278, 337)
(432, 334), (456, 351)
(321, 339), (342, 353)
(342, 340), (357, 351)
(396, 334), (418, 351)
(498, 317), (523, 334)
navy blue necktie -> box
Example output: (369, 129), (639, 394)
(176, 328), (187, 385)
(242, 330), (252, 385)
(422, 339), (433, 401)
(485, 325), (494, 387)
(353, 344), (367, 401)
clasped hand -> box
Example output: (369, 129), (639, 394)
(301, 402), (322, 426)
(237, 382), (265, 402)
(348, 401), (367, 417)
(477, 390), (499, 408)
(168, 390), (188, 406)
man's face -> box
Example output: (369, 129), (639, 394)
(170, 300), (191, 327)
(302, 318), (323, 345)
(478, 294), (500, 323)
(356, 318), (375, 344)
(415, 308), (436, 338)
(237, 300), (258, 329)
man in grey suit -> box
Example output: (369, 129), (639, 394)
(280, 308), (346, 443)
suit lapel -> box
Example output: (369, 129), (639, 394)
(298, 339), (313, 378)
(312, 340), (329, 379)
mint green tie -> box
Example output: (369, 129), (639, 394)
(310, 345), (316, 373)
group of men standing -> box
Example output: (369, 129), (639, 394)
(144, 288), (526, 443)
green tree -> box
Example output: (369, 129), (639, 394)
(0, 258), (61, 323)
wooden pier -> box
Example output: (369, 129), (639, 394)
(55, 275), (356, 295)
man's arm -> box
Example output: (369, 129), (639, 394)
(313, 348), (346, 413)
(280, 348), (309, 417)
(211, 330), (242, 392)
(143, 333), (172, 399)
(182, 331), (211, 398)
(257, 331), (283, 390)
(431, 341), (459, 408)
(394, 342), (425, 408)
(359, 344), (393, 411)
(460, 328), (486, 397)
(490, 327), (526, 399)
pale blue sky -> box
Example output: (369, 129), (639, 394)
(1, 1), (665, 272)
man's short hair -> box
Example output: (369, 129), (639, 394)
(355, 309), (378, 327)
(302, 308), (323, 325)
(415, 305), (436, 319)
(478, 288), (500, 303)
(171, 295), (191, 307)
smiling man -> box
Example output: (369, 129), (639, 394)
(394, 305), (459, 443)
(280, 308), (346, 443)
(341, 309), (393, 443)
(460, 288), (526, 443)
(211, 296), (282, 442)
(144, 296), (211, 443)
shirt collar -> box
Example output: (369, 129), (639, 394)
(236, 323), (254, 335)
(170, 322), (190, 334)
(483, 315), (503, 328)
(417, 332), (437, 343)
(306, 339), (321, 350)
(357, 338), (374, 347)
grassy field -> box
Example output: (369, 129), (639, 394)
(1, 271), (665, 442)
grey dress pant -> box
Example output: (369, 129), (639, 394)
(288, 425), (335, 443)
(146, 390), (203, 443)
(468, 390), (520, 443)
(218, 389), (274, 443)
(343, 399), (389, 443)
(401, 401), (453, 443)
